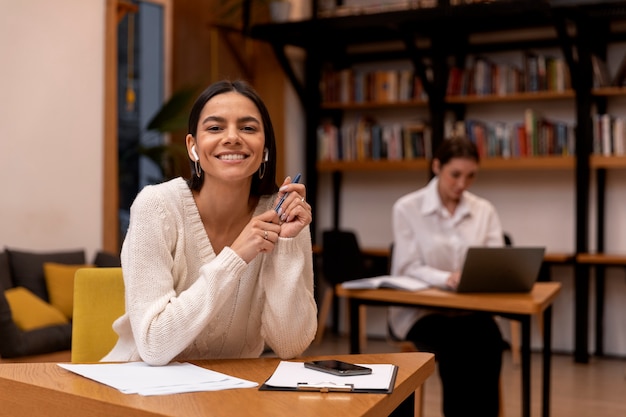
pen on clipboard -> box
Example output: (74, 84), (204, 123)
(274, 173), (302, 213)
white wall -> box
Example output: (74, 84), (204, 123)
(0, 1), (105, 259)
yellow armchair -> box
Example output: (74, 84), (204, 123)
(71, 267), (125, 363)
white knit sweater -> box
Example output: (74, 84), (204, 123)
(102, 178), (317, 365)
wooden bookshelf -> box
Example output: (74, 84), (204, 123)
(249, 0), (626, 364)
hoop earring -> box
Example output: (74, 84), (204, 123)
(258, 162), (266, 180)
(195, 160), (202, 178)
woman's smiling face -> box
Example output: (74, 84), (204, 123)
(193, 91), (265, 183)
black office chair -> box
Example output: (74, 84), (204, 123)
(314, 229), (371, 345)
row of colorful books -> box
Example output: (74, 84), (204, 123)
(446, 111), (575, 158)
(317, 119), (432, 162)
(320, 68), (427, 104)
(318, 109), (576, 163)
(447, 53), (571, 97)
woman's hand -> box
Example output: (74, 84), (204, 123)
(446, 271), (461, 290)
(274, 176), (312, 238)
(231, 210), (282, 263)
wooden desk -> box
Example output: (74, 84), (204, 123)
(336, 282), (562, 417)
(0, 352), (434, 417)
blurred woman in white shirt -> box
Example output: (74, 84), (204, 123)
(389, 136), (505, 417)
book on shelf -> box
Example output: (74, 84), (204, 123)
(614, 117), (626, 156)
(318, 118), (432, 163)
(447, 52), (568, 97)
(456, 113), (574, 159)
(374, 70), (399, 103)
(317, 121), (339, 162)
(592, 114), (626, 156)
(321, 67), (424, 105)
(341, 275), (429, 291)
(591, 55), (611, 88)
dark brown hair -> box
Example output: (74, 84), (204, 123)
(433, 136), (480, 167)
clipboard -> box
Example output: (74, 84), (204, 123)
(259, 361), (398, 393)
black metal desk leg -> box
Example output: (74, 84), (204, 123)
(574, 263), (590, 363)
(521, 315), (531, 417)
(542, 305), (553, 417)
(348, 299), (361, 354)
(595, 265), (605, 356)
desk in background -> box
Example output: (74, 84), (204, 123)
(0, 352), (434, 417)
(336, 282), (562, 417)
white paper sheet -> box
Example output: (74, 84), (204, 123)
(58, 361), (258, 396)
(264, 361), (396, 390)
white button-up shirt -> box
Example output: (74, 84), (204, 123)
(389, 177), (504, 339)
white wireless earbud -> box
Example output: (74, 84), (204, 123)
(263, 148), (269, 162)
(191, 145), (199, 161)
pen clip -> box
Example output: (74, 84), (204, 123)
(296, 382), (354, 392)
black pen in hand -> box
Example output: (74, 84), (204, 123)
(274, 173), (302, 213)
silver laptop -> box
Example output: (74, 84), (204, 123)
(455, 247), (546, 293)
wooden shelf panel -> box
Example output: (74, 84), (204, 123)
(447, 90), (575, 104)
(577, 253), (626, 265)
(479, 156), (575, 170)
(317, 159), (429, 172)
(590, 155), (626, 169)
(592, 86), (626, 97)
(321, 88), (576, 110)
(322, 90), (581, 109)
(317, 156), (574, 172)
(322, 100), (428, 110)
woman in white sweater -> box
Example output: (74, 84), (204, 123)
(103, 80), (317, 365)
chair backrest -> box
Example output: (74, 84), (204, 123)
(322, 229), (366, 285)
(71, 267), (125, 363)
(504, 232), (513, 247)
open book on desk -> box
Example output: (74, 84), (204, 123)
(341, 275), (429, 292)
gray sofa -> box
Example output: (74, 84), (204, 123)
(0, 248), (120, 358)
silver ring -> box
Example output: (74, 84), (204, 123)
(301, 197), (305, 202)
(264, 230), (268, 240)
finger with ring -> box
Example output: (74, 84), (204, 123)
(301, 197), (305, 202)
(264, 230), (268, 240)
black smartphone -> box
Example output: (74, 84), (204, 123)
(304, 360), (372, 376)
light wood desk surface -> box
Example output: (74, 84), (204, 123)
(336, 282), (561, 417)
(335, 281), (561, 317)
(0, 352), (434, 417)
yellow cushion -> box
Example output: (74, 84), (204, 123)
(43, 262), (92, 319)
(5, 286), (68, 331)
